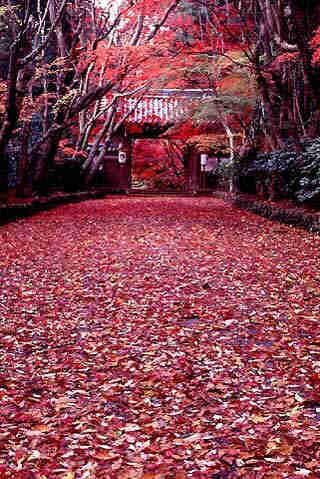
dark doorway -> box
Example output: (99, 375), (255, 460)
(131, 139), (185, 191)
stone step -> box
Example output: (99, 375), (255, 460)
(128, 189), (212, 197)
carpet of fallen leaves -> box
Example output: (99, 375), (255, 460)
(0, 197), (320, 479)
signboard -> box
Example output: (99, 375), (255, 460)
(118, 151), (127, 164)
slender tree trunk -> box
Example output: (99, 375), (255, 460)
(0, 45), (20, 194)
(222, 120), (235, 193)
(84, 139), (112, 186)
(16, 121), (32, 197)
(83, 114), (116, 185)
(82, 109), (115, 172)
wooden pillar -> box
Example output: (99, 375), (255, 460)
(184, 148), (200, 193)
(119, 136), (132, 193)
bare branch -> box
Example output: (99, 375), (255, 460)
(21, 0), (68, 66)
(146, 0), (181, 42)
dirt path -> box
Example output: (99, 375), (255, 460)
(0, 197), (319, 478)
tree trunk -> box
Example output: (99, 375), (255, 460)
(82, 108), (117, 184)
(84, 140), (111, 186)
(16, 121), (32, 197)
(32, 129), (62, 194)
(222, 120), (236, 194)
(0, 45), (20, 194)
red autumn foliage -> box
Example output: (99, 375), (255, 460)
(311, 27), (320, 66)
(132, 140), (184, 189)
(0, 197), (320, 477)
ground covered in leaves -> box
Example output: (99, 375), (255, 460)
(0, 197), (320, 479)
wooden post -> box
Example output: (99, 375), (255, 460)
(119, 136), (132, 193)
(191, 151), (200, 194)
(184, 148), (200, 194)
